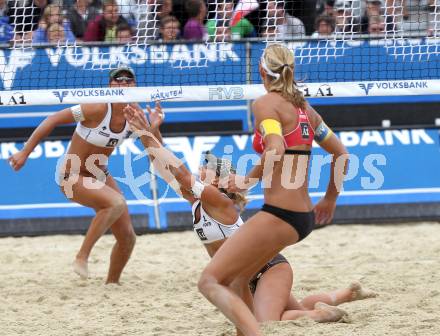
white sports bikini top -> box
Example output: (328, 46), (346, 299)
(192, 200), (243, 244)
(75, 103), (131, 148)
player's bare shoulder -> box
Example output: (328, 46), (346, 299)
(252, 92), (281, 111)
(80, 103), (108, 122)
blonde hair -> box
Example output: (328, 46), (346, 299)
(202, 151), (248, 212)
(41, 4), (62, 25)
(47, 23), (65, 42)
(232, 191), (248, 213)
(262, 44), (306, 110)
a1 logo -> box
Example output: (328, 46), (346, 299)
(300, 123), (310, 139)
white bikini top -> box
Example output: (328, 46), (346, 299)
(75, 103), (131, 148)
(192, 200), (243, 244)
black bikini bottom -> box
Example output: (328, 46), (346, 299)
(249, 253), (289, 294)
(261, 203), (315, 242)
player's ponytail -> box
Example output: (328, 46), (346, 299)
(262, 44), (306, 110)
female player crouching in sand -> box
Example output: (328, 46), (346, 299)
(123, 104), (377, 325)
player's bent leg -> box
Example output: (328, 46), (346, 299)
(253, 262), (293, 322)
(285, 293), (305, 311)
(197, 212), (299, 336)
(281, 302), (348, 322)
(105, 175), (136, 284)
(229, 276), (254, 336)
(61, 176), (126, 279)
(229, 275), (254, 311)
(106, 206), (136, 284)
(300, 282), (378, 309)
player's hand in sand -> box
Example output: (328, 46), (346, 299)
(313, 196), (336, 226)
(147, 101), (164, 130)
(8, 150), (29, 171)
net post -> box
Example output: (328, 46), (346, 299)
(245, 40), (254, 132)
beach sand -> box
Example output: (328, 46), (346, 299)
(1, 222), (439, 336)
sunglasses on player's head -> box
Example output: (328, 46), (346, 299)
(114, 76), (134, 83)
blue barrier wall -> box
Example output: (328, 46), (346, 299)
(1, 129), (439, 228)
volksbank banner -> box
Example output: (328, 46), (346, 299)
(1, 40), (440, 93)
(1, 129), (439, 228)
(2, 80), (440, 106)
(1, 40), (440, 130)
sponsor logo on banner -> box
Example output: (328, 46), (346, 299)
(209, 86), (244, 100)
(52, 88), (125, 103)
(150, 87), (183, 101)
(299, 84), (334, 97)
(53, 90), (69, 103)
(373, 81), (428, 90)
(358, 83), (374, 95)
(0, 91), (27, 105)
(359, 81), (428, 96)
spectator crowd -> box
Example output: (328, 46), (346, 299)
(0, 0), (436, 45)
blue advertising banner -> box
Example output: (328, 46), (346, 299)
(1, 40), (440, 130)
(1, 41), (439, 91)
(1, 129), (439, 228)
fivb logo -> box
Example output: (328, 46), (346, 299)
(209, 86), (244, 100)
(53, 90), (69, 103)
(358, 83), (374, 95)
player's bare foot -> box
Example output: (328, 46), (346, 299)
(313, 302), (348, 323)
(349, 281), (377, 301)
(73, 258), (88, 279)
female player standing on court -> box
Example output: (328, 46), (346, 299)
(194, 43), (349, 335)
(8, 67), (143, 284)
(124, 105), (375, 329)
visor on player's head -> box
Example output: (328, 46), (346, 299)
(109, 66), (136, 81)
(203, 151), (235, 178)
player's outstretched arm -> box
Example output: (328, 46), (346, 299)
(8, 106), (80, 171)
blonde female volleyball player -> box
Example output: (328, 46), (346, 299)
(124, 104), (374, 327)
(8, 66), (144, 284)
(186, 43), (350, 335)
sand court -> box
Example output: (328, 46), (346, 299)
(1, 222), (439, 336)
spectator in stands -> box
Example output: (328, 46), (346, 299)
(361, 0), (394, 34)
(368, 14), (385, 35)
(0, 0), (13, 43)
(32, 3), (76, 43)
(385, 0), (408, 20)
(46, 22), (65, 43)
(115, 0), (139, 24)
(206, 0), (255, 41)
(159, 15), (180, 41)
(137, 0), (174, 42)
(311, 14), (335, 37)
(84, 0), (129, 42)
(8, 0), (48, 42)
(261, 0), (305, 40)
(212, 18), (231, 41)
(261, 17), (276, 40)
(0, 0), (8, 16)
(428, 0), (439, 36)
(183, 0), (207, 40)
(316, 0), (336, 17)
(116, 22), (133, 42)
(66, 0), (100, 40)
(333, 0), (361, 34)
